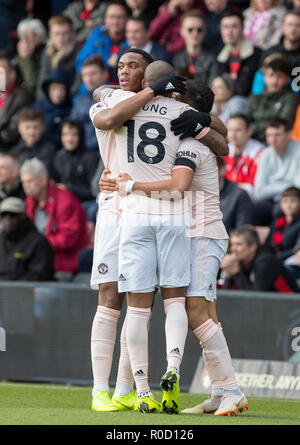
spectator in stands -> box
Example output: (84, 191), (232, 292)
(210, 73), (247, 124)
(76, 2), (129, 84)
(243, 0), (286, 51)
(261, 9), (300, 71)
(217, 11), (262, 96)
(11, 108), (57, 179)
(71, 55), (107, 151)
(203, 0), (230, 55)
(218, 156), (254, 232)
(0, 0), (27, 51)
(118, 17), (171, 63)
(36, 15), (81, 101)
(15, 18), (47, 96)
(20, 158), (88, 278)
(225, 113), (265, 197)
(0, 197), (54, 281)
(253, 118), (300, 225)
(172, 10), (218, 84)
(220, 225), (300, 292)
(267, 187), (300, 265)
(150, 0), (204, 56)
(244, 57), (298, 143)
(33, 70), (72, 149)
(0, 153), (25, 203)
(0, 53), (33, 151)
(52, 119), (98, 222)
(63, 0), (109, 43)
(126, 0), (162, 25)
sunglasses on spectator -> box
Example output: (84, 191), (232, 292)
(187, 27), (204, 33)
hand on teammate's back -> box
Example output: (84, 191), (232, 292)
(150, 75), (187, 97)
(171, 110), (212, 140)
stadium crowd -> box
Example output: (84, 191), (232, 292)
(0, 0), (299, 290)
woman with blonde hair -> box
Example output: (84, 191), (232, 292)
(243, 0), (286, 50)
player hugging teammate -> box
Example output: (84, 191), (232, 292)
(89, 49), (248, 416)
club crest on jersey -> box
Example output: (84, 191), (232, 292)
(98, 263), (108, 274)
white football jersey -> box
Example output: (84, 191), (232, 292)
(174, 138), (228, 239)
(99, 88), (193, 214)
(89, 99), (120, 213)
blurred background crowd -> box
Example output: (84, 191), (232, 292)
(0, 0), (299, 291)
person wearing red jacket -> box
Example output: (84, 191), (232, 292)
(150, 0), (204, 56)
(20, 158), (88, 276)
(225, 113), (265, 197)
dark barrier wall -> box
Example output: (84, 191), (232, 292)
(0, 283), (299, 389)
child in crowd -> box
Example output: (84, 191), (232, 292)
(268, 187), (300, 265)
(33, 69), (72, 148)
(52, 119), (98, 222)
(11, 108), (57, 178)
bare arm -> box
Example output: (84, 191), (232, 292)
(200, 128), (229, 156)
(210, 115), (227, 138)
(93, 87), (155, 130)
(118, 168), (194, 197)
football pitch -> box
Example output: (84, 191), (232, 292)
(0, 381), (299, 426)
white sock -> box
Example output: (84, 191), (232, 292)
(91, 305), (120, 395)
(126, 306), (152, 395)
(164, 297), (188, 372)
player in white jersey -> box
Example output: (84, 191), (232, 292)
(101, 78), (248, 416)
(93, 60), (231, 414)
(89, 50), (156, 413)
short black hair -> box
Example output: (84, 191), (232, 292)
(122, 48), (154, 65)
(221, 10), (244, 25)
(127, 16), (150, 31)
(185, 78), (214, 113)
(266, 117), (291, 131)
(264, 57), (291, 77)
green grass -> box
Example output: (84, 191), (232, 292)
(0, 381), (299, 425)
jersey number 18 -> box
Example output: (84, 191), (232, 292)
(124, 120), (166, 164)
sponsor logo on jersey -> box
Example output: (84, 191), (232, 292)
(118, 273), (126, 281)
(98, 263), (108, 274)
(176, 150), (197, 159)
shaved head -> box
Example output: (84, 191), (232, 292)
(144, 61), (175, 87)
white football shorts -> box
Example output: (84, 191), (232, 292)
(90, 210), (121, 288)
(186, 237), (228, 301)
(118, 212), (190, 293)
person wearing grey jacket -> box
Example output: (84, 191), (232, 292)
(253, 118), (300, 225)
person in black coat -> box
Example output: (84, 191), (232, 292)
(221, 225), (300, 293)
(52, 119), (98, 221)
(266, 187), (300, 267)
(33, 69), (72, 149)
(11, 108), (57, 179)
(217, 11), (262, 97)
(0, 197), (54, 281)
(218, 157), (254, 232)
(117, 17), (171, 63)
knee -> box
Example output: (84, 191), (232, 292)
(186, 305), (210, 331)
(99, 283), (124, 310)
